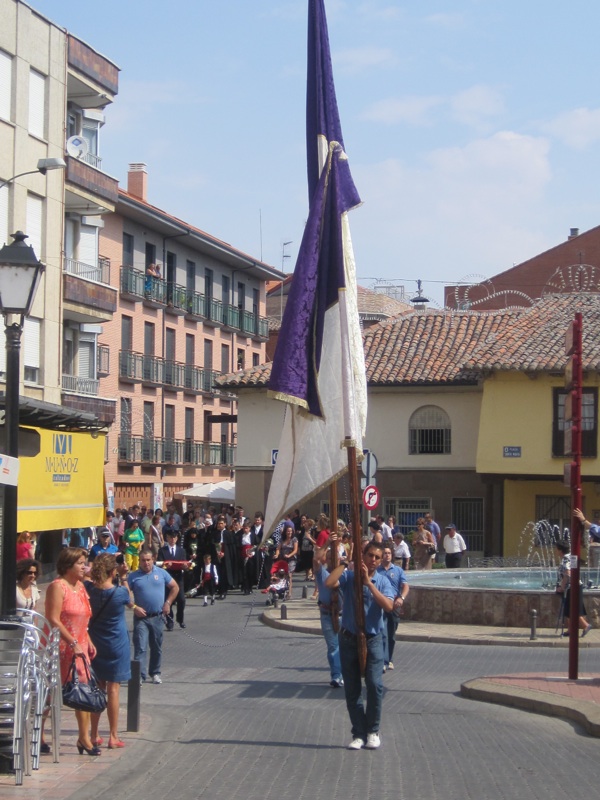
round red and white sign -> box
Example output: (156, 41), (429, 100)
(362, 484), (380, 510)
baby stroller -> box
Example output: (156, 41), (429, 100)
(263, 561), (290, 605)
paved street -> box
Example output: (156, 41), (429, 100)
(5, 591), (600, 800)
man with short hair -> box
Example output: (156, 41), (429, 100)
(129, 551), (179, 684)
(89, 530), (119, 562)
(326, 541), (394, 751)
(442, 524), (467, 569)
(378, 545), (409, 671)
(158, 530), (189, 629)
(376, 515), (393, 541)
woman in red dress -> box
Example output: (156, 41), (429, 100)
(45, 547), (100, 756)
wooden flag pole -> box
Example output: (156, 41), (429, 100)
(347, 442), (367, 676)
(329, 481), (340, 632)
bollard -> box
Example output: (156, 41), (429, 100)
(127, 659), (141, 732)
(302, 585), (307, 599)
(530, 609), (538, 641)
(273, 595), (278, 609)
(280, 603), (288, 620)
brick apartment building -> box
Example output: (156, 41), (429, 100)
(99, 164), (283, 511)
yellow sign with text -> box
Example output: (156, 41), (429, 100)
(18, 427), (105, 531)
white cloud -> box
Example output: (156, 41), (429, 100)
(350, 132), (553, 304)
(362, 94), (442, 125)
(543, 107), (600, 149)
(450, 84), (505, 128)
(334, 46), (397, 74)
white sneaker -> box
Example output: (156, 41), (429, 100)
(152, 674), (162, 684)
(203, 598), (208, 606)
(365, 733), (380, 749)
(347, 738), (364, 750)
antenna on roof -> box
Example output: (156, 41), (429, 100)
(410, 279), (429, 307)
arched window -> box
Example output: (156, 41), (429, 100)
(409, 406), (451, 455)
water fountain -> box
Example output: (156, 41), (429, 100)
(402, 520), (600, 628)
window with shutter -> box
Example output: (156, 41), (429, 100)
(23, 317), (40, 383)
(0, 185), (8, 251)
(0, 51), (12, 122)
(26, 194), (43, 256)
(28, 69), (45, 138)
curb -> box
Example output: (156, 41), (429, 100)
(461, 678), (600, 737)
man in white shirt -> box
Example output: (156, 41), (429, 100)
(376, 515), (393, 542)
(442, 524), (467, 569)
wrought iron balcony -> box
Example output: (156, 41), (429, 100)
(120, 265), (145, 300)
(184, 290), (207, 320)
(117, 434), (236, 466)
(119, 350), (190, 391)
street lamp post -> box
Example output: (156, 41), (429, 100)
(0, 232), (45, 616)
(0, 157), (66, 191)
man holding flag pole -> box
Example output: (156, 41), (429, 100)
(265, 0), (384, 748)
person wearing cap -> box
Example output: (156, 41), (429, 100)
(442, 524), (467, 569)
(89, 530), (119, 562)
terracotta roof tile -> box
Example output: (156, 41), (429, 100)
(217, 293), (600, 389)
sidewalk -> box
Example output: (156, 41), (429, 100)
(262, 597), (600, 737)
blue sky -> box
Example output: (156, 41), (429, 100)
(37, 0), (600, 306)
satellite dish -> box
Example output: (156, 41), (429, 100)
(66, 135), (89, 159)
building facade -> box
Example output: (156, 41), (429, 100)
(219, 293), (600, 559)
(0, 0), (118, 534)
(99, 164), (283, 511)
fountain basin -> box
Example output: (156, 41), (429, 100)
(402, 569), (600, 628)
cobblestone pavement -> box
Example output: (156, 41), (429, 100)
(4, 590), (600, 800)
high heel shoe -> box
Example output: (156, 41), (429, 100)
(92, 737), (104, 746)
(77, 740), (101, 756)
(108, 739), (125, 749)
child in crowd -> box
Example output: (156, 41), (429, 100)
(201, 554), (219, 606)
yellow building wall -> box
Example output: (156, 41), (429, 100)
(503, 480), (571, 556)
(477, 371), (600, 476)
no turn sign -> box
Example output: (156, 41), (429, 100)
(362, 484), (380, 510)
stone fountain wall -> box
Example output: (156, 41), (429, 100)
(403, 585), (600, 628)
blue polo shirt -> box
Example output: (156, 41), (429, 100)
(128, 566), (172, 614)
(315, 565), (342, 612)
(377, 563), (408, 597)
(338, 569), (394, 635)
(89, 542), (119, 561)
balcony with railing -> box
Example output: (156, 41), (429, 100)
(119, 350), (191, 391)
(62, 373), (116, 425)
(183, 365), (219, 395)
(184, 290), (207, 321)
(222, 304), (240, 330)
(120, 265), (145, 301)
(63, 255), (117, 316)
(203, 297), (224, 327)
(62, 374), (99, 396)
(165, 283), (189, 316)
(117, 435), (235, 466)
(64, 255), (111, 286)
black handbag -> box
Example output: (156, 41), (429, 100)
(62, 653), (107, 713)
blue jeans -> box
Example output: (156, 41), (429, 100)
(133, 615), (164, 679)
(339, 631), (384, 741)
(320, 612), (342, 682)
(382, 612), (399, 665)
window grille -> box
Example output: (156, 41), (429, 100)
(409, 406), (451, 454)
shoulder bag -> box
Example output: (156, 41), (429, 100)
(62, 653), (107, 713)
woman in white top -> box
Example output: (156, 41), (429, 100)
(16, 558), (41, 610)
